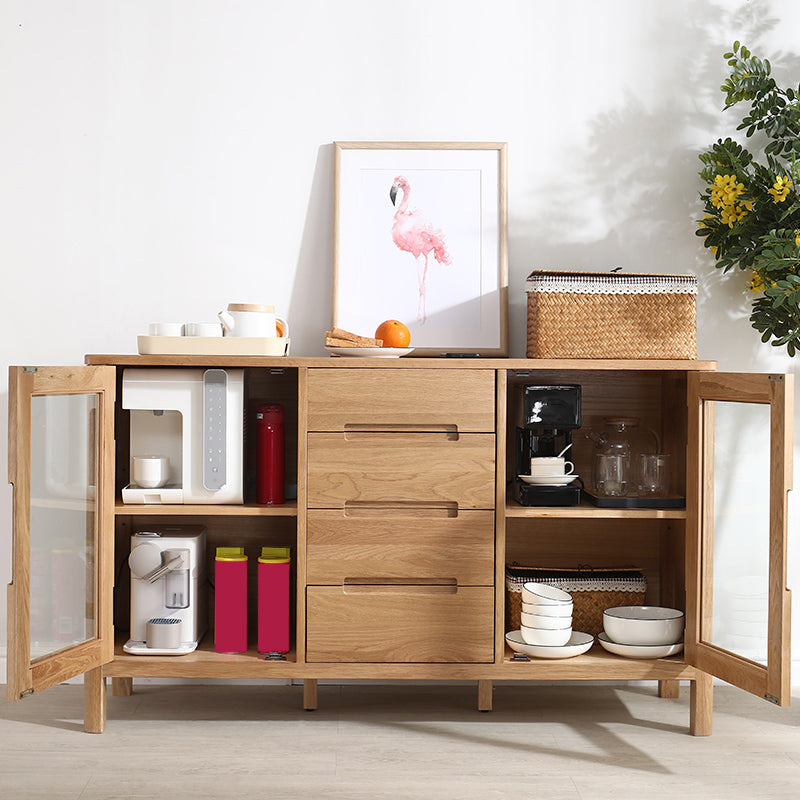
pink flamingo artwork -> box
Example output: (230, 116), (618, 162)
(389, 175), (452, 323)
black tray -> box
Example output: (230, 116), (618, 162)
(582, 489), (686, 509)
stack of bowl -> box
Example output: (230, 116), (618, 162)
(519, 582), (573, 646)
(599, 606), (685, 658)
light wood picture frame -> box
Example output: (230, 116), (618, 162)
(332, 141), (509, 357)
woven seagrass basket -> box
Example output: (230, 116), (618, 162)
(525, 270), (697, 359)
(505, 565), (647, 638)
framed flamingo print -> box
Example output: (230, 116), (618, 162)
(332, 142), (508, 356)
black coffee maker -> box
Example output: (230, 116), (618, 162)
(513, 384), (582, 507)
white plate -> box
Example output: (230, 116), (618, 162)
(326, 346), (414, 358)
(597, 632), (684, 659)
(519, 474), (578, 486)
(505, 630), (593, 659)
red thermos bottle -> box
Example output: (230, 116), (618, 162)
(256, 403), (284, 505)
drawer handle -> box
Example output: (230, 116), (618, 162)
(342, 429), (459, 442)
(343, 501), (459, 518)
(342, 579), (458, 595)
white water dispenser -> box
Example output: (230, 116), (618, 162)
(121, 368), (244, 504)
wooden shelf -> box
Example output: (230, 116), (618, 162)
(505, 496), (687, 520)
(115, 501), (298, 517)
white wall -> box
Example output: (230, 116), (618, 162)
(2, 0), (798, 679)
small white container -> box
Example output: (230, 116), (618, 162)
(603, 606), (685, 646)
(521, 624), (572, 647)
(132, 455), (170, 489)
(521, 582), (573, 606)
(521, 610), (573, 630)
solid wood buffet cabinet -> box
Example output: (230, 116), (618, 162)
(6, 355), (793, 734)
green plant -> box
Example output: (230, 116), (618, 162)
(697, 41), (800, 355)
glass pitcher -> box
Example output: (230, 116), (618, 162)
(587, 417), (659, 496)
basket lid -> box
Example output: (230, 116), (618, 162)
(525, 270), (697, 295)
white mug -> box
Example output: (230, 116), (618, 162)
(184, 322), (223, 337)
(530, 456), (574, 476)
(132, 455), (170, 489)
(218, 303), (289, 338)
(148, 322), (184, 337)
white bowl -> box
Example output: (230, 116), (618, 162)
(521, 610), (573, 630)
(603, 606), (685, 646)
(520, 624), (572, 647)
(521, 582), (572, 606)
(597, 632), (684, 659)
(506, 630), (594, 659)
(522, 601), (573, 618)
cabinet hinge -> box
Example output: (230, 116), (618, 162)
(19, 688), (34, 699)
(768, 375), (784, 382)
(764, 692), (780, 705)
(264, 652), (287, 661)
(22, 367), (38, 374)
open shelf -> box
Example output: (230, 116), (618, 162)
(115, 500), (298, 517)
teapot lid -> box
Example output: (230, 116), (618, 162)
(227, 303), (275, 313)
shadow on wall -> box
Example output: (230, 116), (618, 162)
(508, 0), (800, 364)
(286, 144), (335, 356)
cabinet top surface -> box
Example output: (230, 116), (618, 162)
(84, 354), (719, 371)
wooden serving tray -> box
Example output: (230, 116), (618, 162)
(137, 335), (290, 356)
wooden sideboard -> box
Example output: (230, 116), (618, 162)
(6, 355), (793, 734)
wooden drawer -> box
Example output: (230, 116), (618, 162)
(306, 508), (494, 585)
(306, 432), (495, 509)
(306, 585), (494, 663)
(306, 368), (495, 432)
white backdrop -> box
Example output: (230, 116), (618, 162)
(1, 0), (798, 680)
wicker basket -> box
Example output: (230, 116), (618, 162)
(525, 270), (697, 359)
(505, 565), (647, 637)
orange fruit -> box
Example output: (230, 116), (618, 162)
(375, 319), (411, 348)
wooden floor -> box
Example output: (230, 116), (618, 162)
(1, 682), (799, 799)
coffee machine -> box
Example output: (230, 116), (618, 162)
(124, 526), (207, 655)
(513, 384), (582, 507)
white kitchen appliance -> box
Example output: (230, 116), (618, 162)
(121, 368), (244, 504)
(124, 527), (207, 655)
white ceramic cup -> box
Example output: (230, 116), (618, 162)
(148, 322), (184, 337)
(132, 455), (170, 489)
(529, 456), (574, 476)
(183, 322), (223, 337)
(218, 303), (289, 338)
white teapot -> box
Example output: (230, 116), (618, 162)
(218, 303), (289, 338)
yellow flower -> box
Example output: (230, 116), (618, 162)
(720, 202), (750, 227)
(747, 273), (765, 293)
(768, 175), (792, 202)
(711, 174), (747, 209)
(795, 230), (800, 247)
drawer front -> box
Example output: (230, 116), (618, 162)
(306, 508), (495, 585)
(306, 585), (494, 663)
(306, 432), (495, 509)
(306, 368), (495, 432)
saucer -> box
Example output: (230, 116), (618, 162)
(325, 346), (414, 358)
(505, 630), (593, 659)
(519, 474), (578, 486)
(597, 632), (684, 659)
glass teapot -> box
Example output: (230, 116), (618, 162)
(586, 417), (660, 496)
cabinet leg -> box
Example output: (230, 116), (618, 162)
(690, 673), (713, 736)
(83, 668), (107, 734)
(303, 679), (318, 711)
(477, 680), (493, 712)
(658, 679), (680, 699)
(111, 677), (133, 696)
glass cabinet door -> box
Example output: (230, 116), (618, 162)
(6, 366), (115, 700)
(686, 372), (793, 705)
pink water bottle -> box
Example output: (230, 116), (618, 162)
(258, 546), (291, 655)
(256, 404), (284, 505)
(215, 547), (248, 653)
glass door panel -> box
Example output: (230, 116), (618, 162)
(705, 400), (770, 664)
(29, 393), (98, 660)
